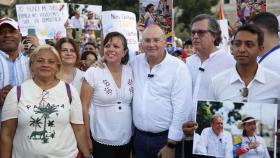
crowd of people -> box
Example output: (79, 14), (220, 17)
(0, 8), (280, 158)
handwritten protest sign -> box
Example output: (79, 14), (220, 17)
(16, 3), (69, 39)
(102, 11), (139, 59)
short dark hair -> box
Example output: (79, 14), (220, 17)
(103, 32), (129, 65)
(233, 24), (264, 47)
(191, 14), (222, 46)
(81, 51), (98, 61)
(145, 3), (154, 12)
(55, 37), (80, 67)
(84, 42), (96, 49)
(248, 12), (279, 37)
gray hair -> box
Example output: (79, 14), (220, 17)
(211, 114), (223, 124)
(191, 14), (222, 46)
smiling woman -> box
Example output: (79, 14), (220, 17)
(0, 45), (91, 158)
(81, 32), (133, 158)
(55, 37), (84, 94)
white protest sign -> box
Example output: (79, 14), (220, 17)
(102, 11), (139, 59)
(16, 3), (69, 39)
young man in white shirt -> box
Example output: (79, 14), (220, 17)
(208, 24), (280, 105)
(132, 24), (193, 158)
(195, 115), (233, 158)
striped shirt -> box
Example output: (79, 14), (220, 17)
(0, 50), (30, 89)
(0, 50), (30, 124)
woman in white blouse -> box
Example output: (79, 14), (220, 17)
(81, 32), (133, 158)
(236, 115), (270, 158)
(56, 37), (84, 94)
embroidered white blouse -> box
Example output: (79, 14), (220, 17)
(84, 64), (133, 146)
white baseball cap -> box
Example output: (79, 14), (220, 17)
(0, 17), (19, 30)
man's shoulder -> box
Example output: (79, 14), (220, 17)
(211, 68), (233, 83)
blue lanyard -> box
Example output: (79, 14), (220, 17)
(258, 44), (280, 63)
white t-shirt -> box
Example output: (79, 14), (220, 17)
(71, 68), (84, 94)
(84, 64), (133, 146)
(1, 79), (83, 158)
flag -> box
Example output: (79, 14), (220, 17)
(218, 0), (225, 20)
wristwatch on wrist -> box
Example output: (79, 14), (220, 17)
(166, 142), (176, 149)
(84, 155), (93, 158)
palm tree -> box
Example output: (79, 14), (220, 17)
(29, 116), (43, 131)
(34, 103), (58, 140)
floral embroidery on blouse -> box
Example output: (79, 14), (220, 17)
(103, 80), (112, 95)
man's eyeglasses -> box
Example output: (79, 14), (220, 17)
(191, 30), (211, 37)
(240, 87), (249, 102)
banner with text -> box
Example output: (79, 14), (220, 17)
(16, 3), (69, 39)
(102, 11), (139, 59)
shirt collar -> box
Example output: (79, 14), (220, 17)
(143, 50), (169, 66)
(229, 64), (266, 84)
(0, 49), (24, 60)
(0, 50), (10, 59)
(194, 48), (225, 62)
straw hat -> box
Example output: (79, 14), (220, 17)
(237, 114), (258, 129)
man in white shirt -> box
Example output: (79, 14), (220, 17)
(195, 115), (233, 158)
(182, 14), (235, 158)
(248, 12), (280, 75)
(70, 10), (85, 29)
(132, 24), (193, 158)
(208, 24), (280, 106)
(186, 14), (235, 102)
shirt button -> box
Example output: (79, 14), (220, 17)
(118, 106), (122, 110)
(117, 102), (121, 104)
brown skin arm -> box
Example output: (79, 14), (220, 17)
(0, 85), (13, 106)
(80, 79), (94, 151)
(71, 123), (91, 157)
(0, 119), (18, 158)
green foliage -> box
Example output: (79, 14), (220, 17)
(175, 0), (219, 40)
(196, 101), (213, 134)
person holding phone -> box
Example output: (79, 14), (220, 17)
(22, 28), (40, 56)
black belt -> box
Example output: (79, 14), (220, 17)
(136, 128), (168, 137)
